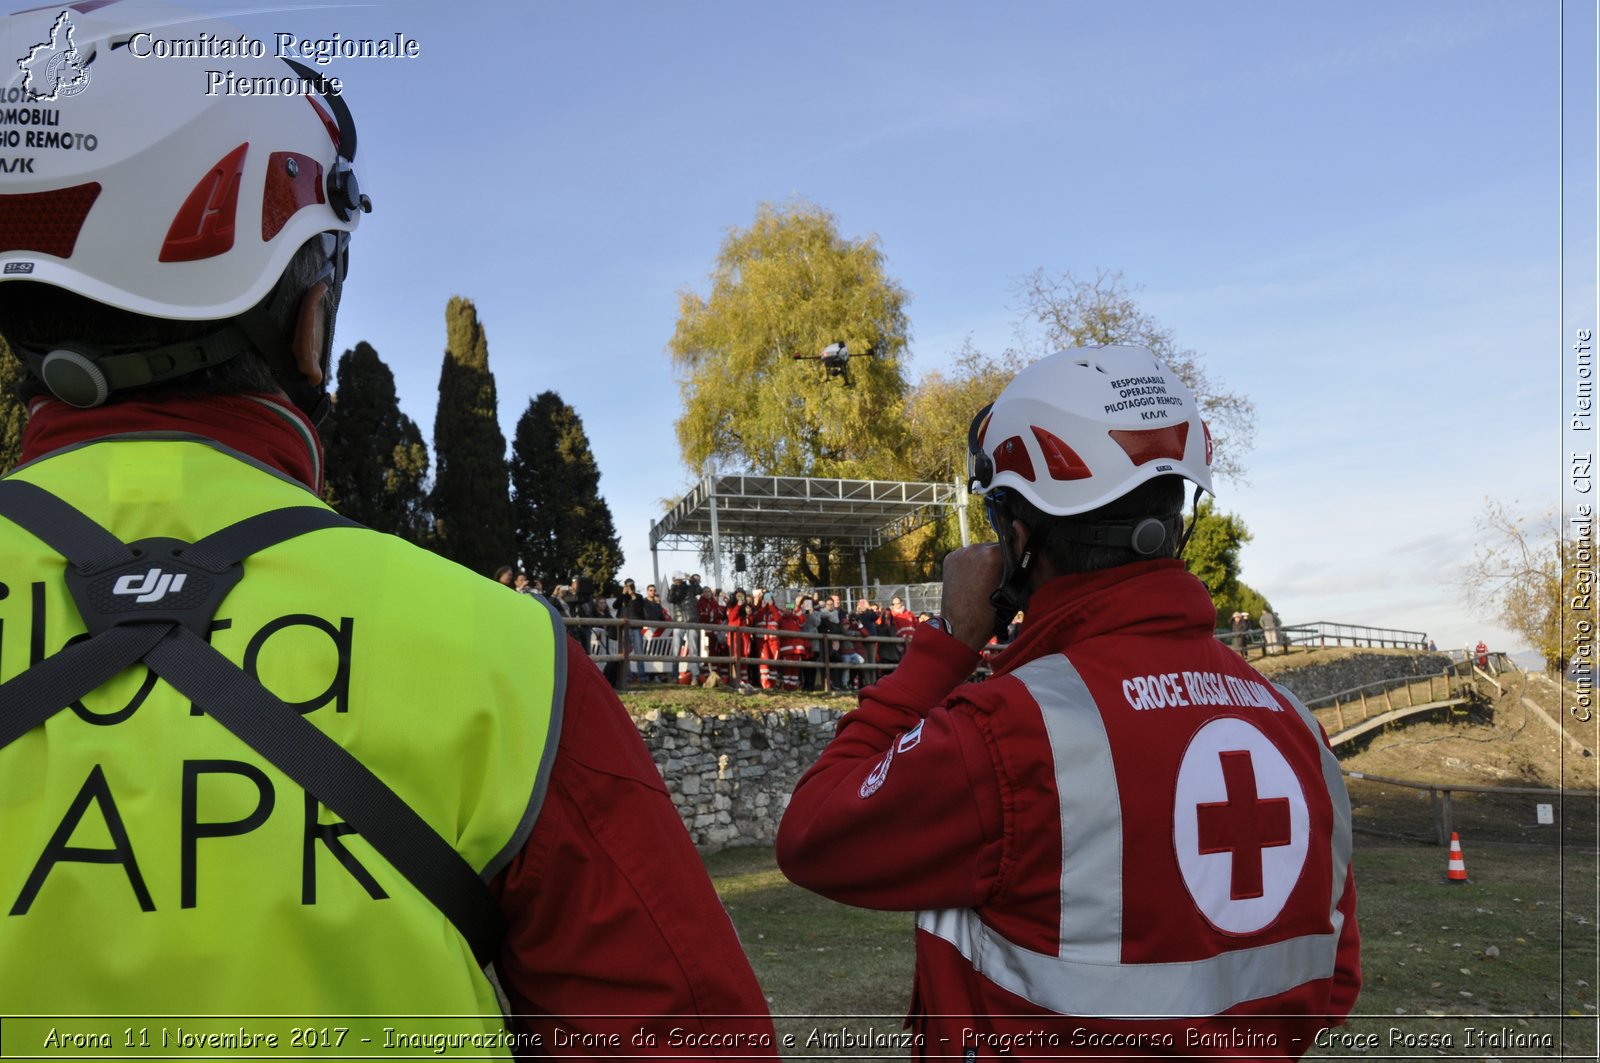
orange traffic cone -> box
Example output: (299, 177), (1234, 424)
(1445, 832), (1470, 884)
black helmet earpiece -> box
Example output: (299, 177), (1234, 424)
(966, 402), (995, 491)
(23, 327), (257, 409)
(1052, 515), (1183, 558)
(38, 346), (110, 408)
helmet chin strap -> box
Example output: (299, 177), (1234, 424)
(1176, 483), (1205, 558)
(988, 514), (1035, 639)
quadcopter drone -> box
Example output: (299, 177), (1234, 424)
(789, 340), (880, 386)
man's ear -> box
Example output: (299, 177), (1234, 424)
(1012, 518), (1058, 586)
(291, 280), (331, 387)
(1010, 518), (1031, 561)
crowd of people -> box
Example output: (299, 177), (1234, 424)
(496, 566), (937, 691)
(1227, 606), (1284, 657)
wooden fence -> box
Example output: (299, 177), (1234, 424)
(1304, 668), (1476, 747)
(1343, 768), (1588, 846)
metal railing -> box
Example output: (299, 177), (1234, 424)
(1213, 619), (1436, 658)
(573, 612), (1462, 695)
(561, 615), (951, 693)
(1281, 620), (1430, 649)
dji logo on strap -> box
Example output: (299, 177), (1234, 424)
(112, 568), (187, 604)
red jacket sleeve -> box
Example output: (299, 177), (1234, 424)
(1328, 862), (1362, 1020)
(491, 640), (776, 1055)
(776, 625), (1005, 911)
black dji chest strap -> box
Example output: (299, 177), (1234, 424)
(0, 478), (507, 965)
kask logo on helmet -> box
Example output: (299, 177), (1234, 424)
(16, 11), (91, 102)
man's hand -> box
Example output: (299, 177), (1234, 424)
(940, 543), (1007, 652)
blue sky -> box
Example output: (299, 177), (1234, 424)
(178, 1), (1590, 654)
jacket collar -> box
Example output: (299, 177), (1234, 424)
(989, 559), (1218, 676)
(18, 393), (324, 493)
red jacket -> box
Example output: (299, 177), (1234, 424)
(886, 607), (917, 638)
(778, 561), (1359, 1060)
(696, 595), (725, 627)
(778, 608), (811, 656)
(17, 397), (776, 1054)
(749, 599), (782, 640)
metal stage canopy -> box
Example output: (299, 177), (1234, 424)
(648, 474), (965, 593)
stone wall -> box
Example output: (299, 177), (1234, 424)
(637, 651), (1457, 849)
(1261, 651), (1455, 704)
(637, 705), (844, 850)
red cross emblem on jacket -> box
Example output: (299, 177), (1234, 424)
(1196, 750), (1293, 900)
(1174, 717), (1310, 935)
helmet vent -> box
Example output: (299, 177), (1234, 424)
(262, 151), (326, 240)
(0, 182), (101, 257)
(159, 143), (248, 263)
(993, 434), (1036, 482)
(1030, 425), (1092, 481)
(1109, 423), (1190, 465)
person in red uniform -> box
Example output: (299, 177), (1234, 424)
(696, 584), (727, 683)
(879, 595), (916, 669)
(778, 345), (1359, 1060)
(886, 595), (917, 639)
(726, 589), (755, 687)
(0, 3), (773, 1048)
(776, 600), (807, 691)
(749, 587), (784, 690)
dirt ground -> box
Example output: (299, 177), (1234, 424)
(1327, 669), (1598, 847)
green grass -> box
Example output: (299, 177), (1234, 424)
(706, 841), (1599, 1061)
(705, 846), (914, 1054)
(621, 685), (852, 718)
(1310, 844), (1598, 1059)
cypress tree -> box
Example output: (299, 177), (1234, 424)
(430, 297), (513, 576)
(510, 391), (622, 589)
(321, 341), (432, 543)
(0, 338), (27, 474)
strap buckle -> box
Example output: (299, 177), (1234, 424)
(63, 537), (243, 638)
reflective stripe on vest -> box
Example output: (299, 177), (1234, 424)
(917, 654), (1352, 1017)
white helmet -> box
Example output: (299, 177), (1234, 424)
(0, 2), (370, 405)
(967, 345), (1213, 517)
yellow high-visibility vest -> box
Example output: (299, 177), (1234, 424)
(0, 438), (559, 1039)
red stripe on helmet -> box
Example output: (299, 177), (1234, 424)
(0, 182), (101, 258)
(1109, 422), (1190, 465)
(160, 143), (248, 263)
(261, 152), (326, 241)
(1031, 425), (1093, 481)
(993, 434), (1036, 482)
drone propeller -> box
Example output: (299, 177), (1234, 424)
(787, 341), (881, 386)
